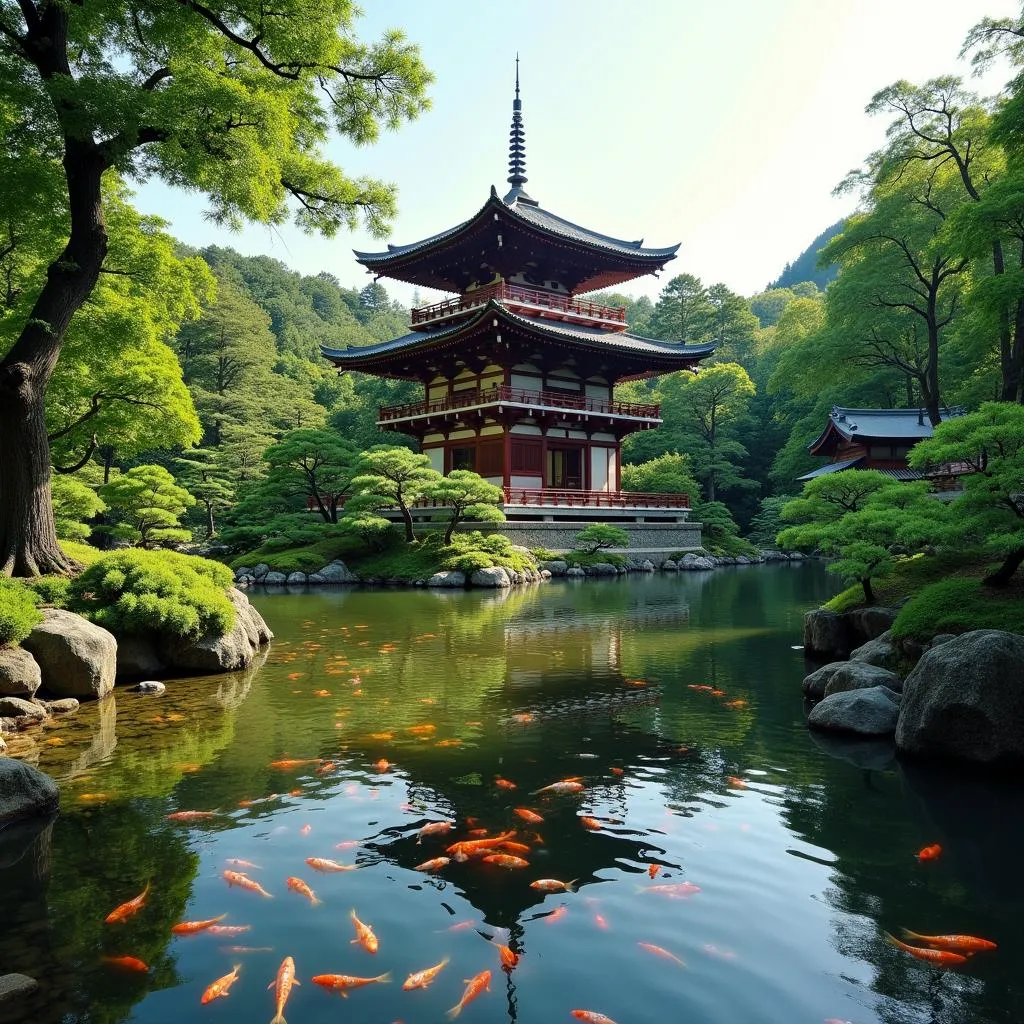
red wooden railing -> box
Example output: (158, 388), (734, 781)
(379, 385), (659, 422)
(501, 488), (690, 509)
(410, 282), (628, 327)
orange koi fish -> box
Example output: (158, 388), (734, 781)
(305, 857), (356, 873)
(723, 699), (749, 709)
(495, 778), (517, 790)
(544, 906), (568, 924)
(269, 955), (299, 1024)
(447, 830), (517, 861)
(409, 724), (437, 735)
(643, 882), (701, 898)
(514, 808), (544, 824)
(467, 828), (489, 837)
(415, 857), (450, 872)
(350, 909), (378, 953)
(447, 969), (491, 1019)
(571, 1011), (618, 1024)
(299, 824), (312, 836)
(710, 689), (725, 697)
(369, 732), (394, 740)
(497, 841), (532, 855)
(288, 789), (303, 797)
(286, 876), (321, 906)
(580, 816), (602, 831)
(375, 759), (391, 772)
(312, 971), (391, 996)
(638, 942), (686, 967)
(648, 865), (661, 879)
(513, 713), (534, 724)
(104, 882), (150, 924)
(166, 810), (218, 822)
(102, 955), (149, 972)
(403, 957), (449, 990)
(269, 759), (319, 770)
(532, 781), (585, 795)
(899, 929), (996, 953)
(316, 762), (336, 775)
(223, 870), (273, 898)
(418, 821), (454, 841)
(201, 963), (241, 1004)
(436, 739), (463, 748)
(496, 944), (519, 969)
(916, 844), (942, 862)
(334, 840), (359, 850)
(482, 854), (529, 869)
(610, 767), (624, 776)
(884, 932), (966, 966)
(726, 776), (747, 789)
(226, 859), (262, 870)
(172, 913), (228, 935)
(530, 878), (576, 893)
(207, 924), (252, 936)
(593, 913), (609, 930)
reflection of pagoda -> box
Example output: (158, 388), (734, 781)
(324, 65), (713, 534)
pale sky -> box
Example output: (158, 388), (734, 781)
(133, 0), (1017, 305)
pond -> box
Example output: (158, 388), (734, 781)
(2, 564), (1022, 1024)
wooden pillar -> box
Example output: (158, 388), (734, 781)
(613, 440), (621, 492)
(502, 425), (511, 493)
(540, 429), (548, 490)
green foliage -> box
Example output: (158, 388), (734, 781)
(0, 578), (42, 647)
(51, 476), (106, 542)
(574, 524), (630, 555)
(747, 496), (795, 548)
(349, 446), (443, 542)
(174, 448), (236, 539)
(620, 453), (700, 498)
(425, 469), (505, 544)
(69, 550), (235, 640)
(28, 575), (72, 608)
(347, 530), (535, 581)
(99, 465), (195, 548)
(749, 288), (797, 328)
(59, 541), (103, 568)
(694, 501), (757, 557)
(564, 550), (626, 568)
(892, 577), (1024, 639)
(229, 531), (367, 575)
(909, 402), (1024, 584)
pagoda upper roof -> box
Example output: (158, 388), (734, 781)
(807, 406), (966, 455)
(322, 299), (714, 380)
(352, 189), (679, 294)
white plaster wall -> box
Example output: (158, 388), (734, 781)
(511, 424), (543, 436)
(510, 474), (543, 488)
(511, 373), (542, 391)
(425, 448), (444, 473)
(590, 447), (609, 491)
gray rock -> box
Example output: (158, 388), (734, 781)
(845, 606), (899, 648)
(0, 973), (39, 1003)
(470, 566), (511, 588)
(802, 661), (848, 700)
(540, 560), (568, 577)
(317, 559), (358, 584)
(638, 559), (655, 572)
(233, 566), (253, 579)
(661, 559), (678, 571)
(807, 730), (897, 771)
(286, 571), (307, 585)
(679, 553), (715, 570)
(825, 660), (902, 696)
(263, 571), (287, 585)
(509, 570), (525, 585)
(45, 698), (79, 715)
(566, 567), (586, 578)
(896, 630), (1024, 763)
(540, 569), (552, 580)
(0, 735), (5, 754)
(789, 552), (805, 560)
(850, 630), (901, 672)
(735, 555), (752, 565)
(0, 696), (46, 722)
(307, 573), (326, 584)
(585, 562), (619, 576)
(0, 647), (41, 698)
(808, 686), (901, 736)
(761, 550), (788, 562)
(22, 609), (117, 700)
(0, 760), (59, 825)
(803, 609), (849, 658)
(253, 563), (270, 579)
(931, 633), (957, 648)
(115, 634), (164, 679)
(427, 571), (466, 588)
(132, 681), (166, 695)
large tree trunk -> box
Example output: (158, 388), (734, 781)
(861, 577), (875, 604)
(983, 547), (1024, 587)
(0, 141), (108, 576)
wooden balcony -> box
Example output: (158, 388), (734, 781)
(378, 385), (659, 424)
(410, 282), (629, 330)
(502, 488), (690, 510)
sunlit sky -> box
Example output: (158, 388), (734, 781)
(134, 0), (1016, 304)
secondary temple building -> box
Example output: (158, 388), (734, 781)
(324, 69), (715, 551)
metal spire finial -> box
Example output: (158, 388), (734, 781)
(504, 56), (534, 204)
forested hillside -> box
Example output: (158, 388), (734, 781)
(768, 221), (844, 291)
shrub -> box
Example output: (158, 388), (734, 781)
(69, 549), (235, 640)
(575, 524), (629, 554)
(30, 576), (72, 608)
(565, 550), (626, 568)
(891, 577), (1024, 640)
(52, 476), (106, 542)
(0, 579), (42, 647)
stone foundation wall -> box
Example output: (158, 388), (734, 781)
(452, 520), (704, 555)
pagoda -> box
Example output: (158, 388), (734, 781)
(323, 66), (714, 531)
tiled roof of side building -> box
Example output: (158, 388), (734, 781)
(829, 406), (966, 440)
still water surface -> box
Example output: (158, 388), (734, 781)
(3, 565), (1023, 1024)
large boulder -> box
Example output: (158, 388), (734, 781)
(263, 571), (287, 585)
(540, 560), (568, 577)
(803, 610), (850, 658)
(661, 559), (678, 571)
(850, 630), (901, 672)
(585, 562), (619, 576)
(0, 648), (41, 698)
(21, 609), (116, 700)
(844, 607), (898, 648)
(0, 696), (47, 723)
(317, 560), (358, 584)
(427, 571), (466, 588)
(825, 661), (902, 697)
(115, 634), (164, 679)
(285, 571), (307, 585)
(470, 567), (511, 588)
(896, 630), (1024, 764)
(0, 760), (59, 826)
(679, 553), (715, 571)
(807, 686), (901, 736)
(802, 661), (847, 700)
(159, 588), (272, 675)
(566, 567), (586, 578)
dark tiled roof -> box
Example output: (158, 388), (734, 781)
(828, 406), (966, 441)
(796, 456), (865, 481)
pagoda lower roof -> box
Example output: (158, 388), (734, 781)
(321, 300), (716, 380)
(352, 189), (679, 294)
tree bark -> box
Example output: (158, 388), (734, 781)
(398, 500), (415, 543)
(0, 139), (108, 576)
(983, 546), (1024, 587)
(205, 502), (216, 539)
(861, 577), (875, 604)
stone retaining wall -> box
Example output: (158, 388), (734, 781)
(452, 520), (704, 556)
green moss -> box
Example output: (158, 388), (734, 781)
(0, 578), (42, 647)
(69, 549), (235, 640)
(60, 540), (103, 567)
(29, 575), (72, 608)
(564, 550), (626, 568)
(352, 531), (536, 581)
(229, 535), (364, 575)
(892, 577), (1024, 640)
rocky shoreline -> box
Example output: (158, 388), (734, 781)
(801, 608), (1024, 765)
(232, 550), (808, 590)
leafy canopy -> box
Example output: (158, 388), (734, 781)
(349, 446), (442, 542)
(575, 524), (629, 555)
(99, 464), (195, 548)
(424, 470), (505, 545)
(51, 476), (105, 542)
